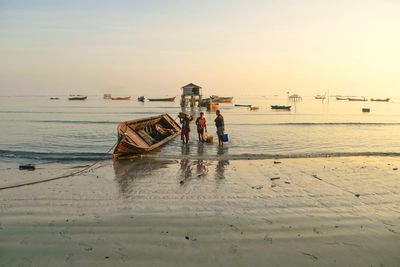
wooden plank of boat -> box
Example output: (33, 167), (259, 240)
(370, 98), (390, 102)
(147, 96), (176, 102)
(112, 96), (131, 100)
(68, 96), (87, 100)
(271, 105), (291, 110)
(113, 113), (181, 158)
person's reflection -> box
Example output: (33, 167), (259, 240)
(180, 158), (192, 180)
(216, 146), (229, 179)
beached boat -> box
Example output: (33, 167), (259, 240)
(348, 97), (367, 101)
(112, 96), (131, 100)
(271, 105), (291, 110)
(148, 96), (176, 102)
(370, 98), (390, 102)
(68, 95), (87, 100)
(138, 96), (145, 102)
(234, 104), (252, 107)
(113, 114), (181, 158)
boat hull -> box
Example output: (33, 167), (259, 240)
(271, 105), (291, 110)
(148, 97), (176, 102)
(113, 114), (181, 158)
(68, 96), (87, 100)
(112, 96), (131, 100)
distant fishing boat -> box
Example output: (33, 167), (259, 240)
(68, 95), (87, 100)
(148, 96), (176, 102)
(314, 95), (326, 100)
(113, 114), (181, 158)
(50, 97), (59, 100)
(348, 97), (367, 101)
(210, 95), (234, 103)
(370, 98), (390, 102)
(271, 105), (291, 110)
(234, 104), (252, 107)
(336, 97), (348, 100)
(138, 96), (145, 102)
(111, 96), (131, 100)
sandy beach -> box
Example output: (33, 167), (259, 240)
(0, 156), (399, 266)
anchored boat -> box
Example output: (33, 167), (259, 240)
(113, 114), (181, 158)
(148, 96), (176, 102)
(68, 95), (87, 100)
(370, 98), (390, 102)
(112, 96), (131, 100)
(271, 105), (291, 110)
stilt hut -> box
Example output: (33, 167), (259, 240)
(180, 83), (202, 107)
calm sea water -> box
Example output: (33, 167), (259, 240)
(1, 95), (400, 164)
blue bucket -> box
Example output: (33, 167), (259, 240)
(222, 134), (229, 142)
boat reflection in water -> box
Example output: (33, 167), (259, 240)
(112, 157), (177, 195)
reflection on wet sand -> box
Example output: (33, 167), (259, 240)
(216, 146), (230, 179)
(113, 157), (177, 194)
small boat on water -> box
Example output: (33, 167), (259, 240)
(68, 95), (87, 100)
(348, 97), (367, 101)
(138, 96), (145, 102)
(112, 96), (131, 100)
(148, 96), (176, 102)
(50, 97), (59, 100)
(271, 105), (291, 110)
(336, 97), (348, 100)
(315, 95), (326, 100)
(113, 114), (181, 158)
(234, 104), (252, 107)
(370, 98), (390, 102)
(210, 95), (234, 103)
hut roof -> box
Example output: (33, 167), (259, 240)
(181, 83), (202, 89)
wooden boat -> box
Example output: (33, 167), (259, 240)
(314, 95), (326, 100)
(370, 98), (390, 102)
(210, 95), (233, 103)
(112, 96), (131, 100)
(271, 105), (291, 110)
(348, 97), (367, 101)
(113, 113), (181, 158)
(234, 104), (252, 107)
(336, 97), (348, 100)
(138, 96), (145, 102)
(148, 96), (176, 102)
(50, 97), (59, 100)
(68, 95), (87, 100)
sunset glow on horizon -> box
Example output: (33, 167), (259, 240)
(1, 0), (400, 97)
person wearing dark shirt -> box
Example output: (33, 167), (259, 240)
(195, 112), (207, 142)
(180, 115), (193, 144)
(214, 110), (224, 145)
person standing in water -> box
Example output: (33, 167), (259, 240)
(214, 110), (224, 146)
(179, 114), (193, 144)
(195, 112), (207, 142)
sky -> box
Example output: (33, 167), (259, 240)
(0, 0), (400, 97)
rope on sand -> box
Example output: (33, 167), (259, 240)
(0, 143), (117, 191)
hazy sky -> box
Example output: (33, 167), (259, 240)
(1, 0), (400, 97)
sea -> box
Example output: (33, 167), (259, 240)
(1, 95), (400, 165)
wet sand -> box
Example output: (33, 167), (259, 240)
(0, 156), (399, 266)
